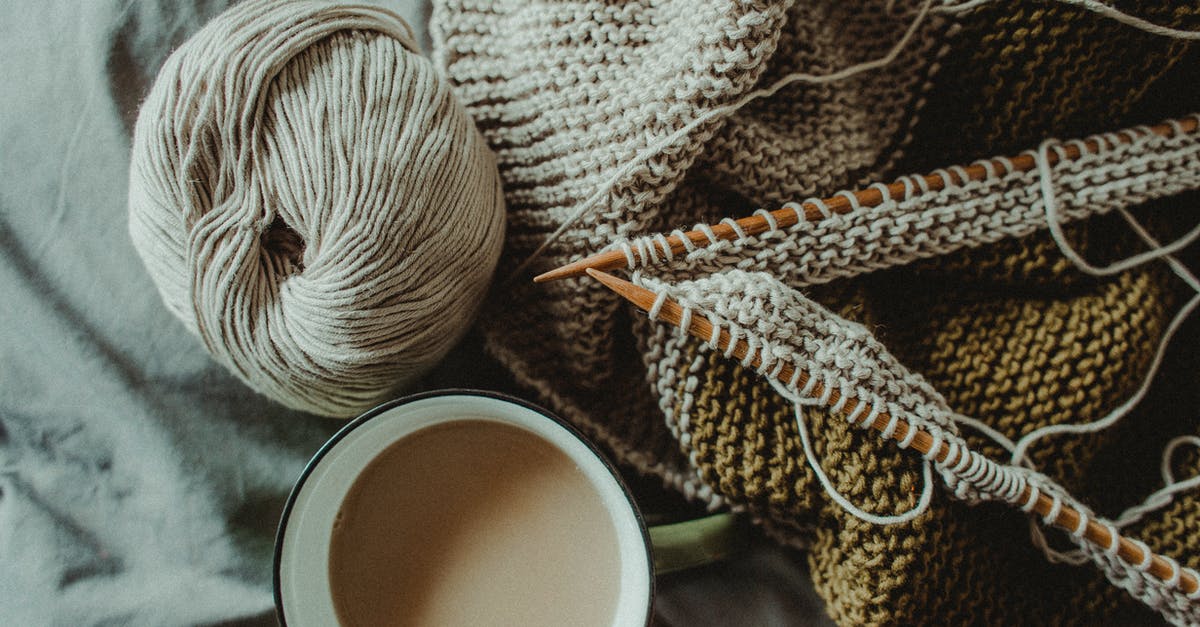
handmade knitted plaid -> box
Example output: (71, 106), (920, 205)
(432, 0), (1200, 624)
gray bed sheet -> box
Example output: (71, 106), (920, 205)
(0, 1), (832, 624)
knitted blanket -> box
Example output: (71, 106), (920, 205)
(432, 0), (1200, 624)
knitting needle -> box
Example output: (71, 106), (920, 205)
(585, 267), (1199, 595)
(536, 116), (1199, 283)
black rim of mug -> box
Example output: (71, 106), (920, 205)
(272, 388), (656, 626)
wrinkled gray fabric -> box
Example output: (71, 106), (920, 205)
(0, 1), (828, 624)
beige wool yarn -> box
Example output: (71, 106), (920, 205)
(128, 0), (505, 418)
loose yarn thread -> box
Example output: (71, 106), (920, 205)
(937, 0), (1200, 40)
(1115, 436), (1200, 529)
(985, 139), (1200, 568)
(128, 0), (506, 417)
(779, 385), (937, 526)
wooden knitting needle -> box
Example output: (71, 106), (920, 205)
(585, 267), (1199, 595)
(536, 116), (1199, 283)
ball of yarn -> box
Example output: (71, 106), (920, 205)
(127, 0), (505, 418)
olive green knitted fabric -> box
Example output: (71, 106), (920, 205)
(663, 236), (1182, 623)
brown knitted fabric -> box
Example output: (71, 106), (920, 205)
(909, 0), (1200, 170)
(432, 0), (1200, 624)
(692, 1), (948, 203)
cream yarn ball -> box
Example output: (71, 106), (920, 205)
(127, 0), (505, 418)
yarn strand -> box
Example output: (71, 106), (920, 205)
(1114, 436), (1200, 528)
(779, 384), (936, 526)
(937, 0), (1200, 40)
(1038, 139), (1200, 277)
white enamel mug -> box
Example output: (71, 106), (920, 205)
(274, 390), (655, 626)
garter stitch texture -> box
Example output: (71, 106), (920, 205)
(432, 0), (1200, 624)
(128, 0), (505, 417)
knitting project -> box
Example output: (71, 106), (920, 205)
(629, 117), (1200, 622)
(433, 0), (1200, 623)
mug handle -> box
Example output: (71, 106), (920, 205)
(649, 512), (744, 575)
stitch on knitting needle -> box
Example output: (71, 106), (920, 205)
(720, 217), (748, 241)
(844, 397), (871, 425)
(930, 168), (957, 192)
(835, 190), (863, 212)
(644, 237), (661, 264)
(974, 156), (1000, 178)
(656, 233), (674, 260)
(741, 334), (759, 368)
(647, 290), (669, 321)
(678, 306), (693, 337)
(781, 201), (806, 224)
(1071, 505), (1089, 538)
(723, 327), (740, 359)
(1134, 538), (1155, 571)
(1020, 483), (1041, 513)
(830, 387), (851, 414)
(937, 0), (1200, 40)
(1164, 556), (1183, 588)
(869, 182), (895, 203)
(806, 196), (835, 219)
(505, 0), (937, 282)
(673, 229), (697, 253)
(898, 414), (920, 448)
(754, 209), (780, 232)
(619, 241), (637, 268)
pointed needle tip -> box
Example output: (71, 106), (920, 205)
(585, 268), (661, 313)
(585, 267), (626, 293)
(533, 260), (588, 283)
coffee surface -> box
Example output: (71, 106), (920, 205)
(329, 419), (623, 626)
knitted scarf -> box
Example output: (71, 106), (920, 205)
(432, 1), (1200, 623)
